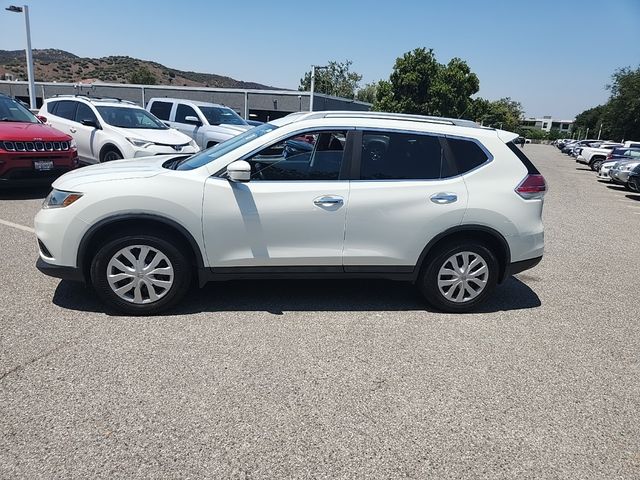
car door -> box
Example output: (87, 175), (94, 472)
(46, 100), (77, 140)
(202, 129), (352, 268)
(343, 129), (470, 270)
(172, 103), (202, 145)
(72, 102), (100, 162)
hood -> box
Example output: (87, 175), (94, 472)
(110, 126), (193, 146)
(205, 123), (252, 137)
(0, 121), (72, 141)
(52, 155), (173, 190)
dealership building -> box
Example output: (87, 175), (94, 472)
(0, 80), (371, 121)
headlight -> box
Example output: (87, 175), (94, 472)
(127, 137), (153, 148)
(69, 139), (77, 149)
(43, 189), (83, 209)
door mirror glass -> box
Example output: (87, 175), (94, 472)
(227, 160), (251, 182)
(81, 119), (99, 129)
(184, 115), (202, 126)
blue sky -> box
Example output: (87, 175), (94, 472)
(1, 0), (639, 118)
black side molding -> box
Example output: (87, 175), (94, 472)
(36, 257), (85, 283)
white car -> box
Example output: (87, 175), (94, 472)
(597, 160), (618, 180)
(576, 143), (622, 170)
(147, 98), (252, 150)
(34, 111), (546, 315)
(39, 96), (199, 163)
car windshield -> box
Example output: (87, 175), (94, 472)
(177, 123), (277, 170)
(199, 106), (247, 126)
(96, 106), (168, 129)
(0, 96), (39, 123)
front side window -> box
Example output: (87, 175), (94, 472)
(75, 103), (98, 125)
(149, 101), (172, 121)
(360, 131), (443, 180)
(96, 106), (168, 129)
(245, 131), (347, 181)
(54, 100), (78, 121)
(175, 104), (199, 124)
(199, 106), (247, 126)
(0, 96), (39, 123)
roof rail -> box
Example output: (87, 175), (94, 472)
(298, 110), (482, 128)
(51, 94), (136, 104)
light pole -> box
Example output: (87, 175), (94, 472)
(597, 122), (603, 140)
(309, 64), (328, 112)
(6, 5), (36, 109)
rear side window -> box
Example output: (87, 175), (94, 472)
(175, 104), (198, 123)
(150, 101), (172, 121)
(47, 101), (59, 115)
(360, 131), (443, 180)
(446, 137), (489, 175)
(507, 141), (540, 174)
(54, 100), (77, 120)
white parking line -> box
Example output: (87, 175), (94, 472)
(0, 218), (35, 233)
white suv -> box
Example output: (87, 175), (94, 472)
(147, 98), (252, 150)
(34, 111), (546, 315)
(39, 96), (199, 163)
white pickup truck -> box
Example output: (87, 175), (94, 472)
(576, 143), (623, 171)
(146, 98), (252, 150)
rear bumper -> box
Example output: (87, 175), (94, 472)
(502, 256), (542, 281)
(36, 257), (85, 282)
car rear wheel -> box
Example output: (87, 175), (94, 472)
(419, 242), (499, 313)
(90, 234), (192, 315)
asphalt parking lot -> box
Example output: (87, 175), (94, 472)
(1, 144), (639, 479)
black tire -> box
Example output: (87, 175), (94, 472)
(90, 233), (192, 315)
(418, 241), (499, 313)
(591, 159), (604, 172)
(100, 147), (123, 162)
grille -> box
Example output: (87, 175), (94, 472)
(3, 140), (69, 152)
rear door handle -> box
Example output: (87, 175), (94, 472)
(70, 127), (77, 133)
(314, 195), (344, 207)
(430, 192), (458, 204)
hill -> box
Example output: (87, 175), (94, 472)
(0, 49), (277, 89)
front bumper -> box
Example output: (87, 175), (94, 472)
(36, 257), (85, 282)
(576, 155), (588, 164)
(132, 145), (198, 158)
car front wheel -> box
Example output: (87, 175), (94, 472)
(90, 234), (192, 315)
(419, 242), (499, 313)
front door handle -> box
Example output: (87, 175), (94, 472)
(430, 192), (458, 204)
(70, 127), (77, 133)
(313, 195), (344, 207)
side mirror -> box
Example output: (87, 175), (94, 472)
(227, 160), (251, 182)
(184, 115), (202, 126)
(81, 119), (100, 129)
(36, 115), (47, 123)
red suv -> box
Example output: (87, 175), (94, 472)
(0, 94), (78, 186)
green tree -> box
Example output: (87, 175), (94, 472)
(299, 60), (362, 99)
(127, 66), (156, 85)
(372, 48), (479, 118)
(602, 67), (640, 141)
(356, 82), (378, 103)
(573, 105), (606, 138)
(469, 97), (523, 131)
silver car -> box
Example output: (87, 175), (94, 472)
(609, 160), (640, 186)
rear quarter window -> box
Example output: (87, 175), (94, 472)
(445, 137), (489, 176)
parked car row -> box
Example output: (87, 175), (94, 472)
(553, 138), (640, 191)
(0, 93), (257, 187)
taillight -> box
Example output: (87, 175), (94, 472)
(515, 174), (546, 199)
(606, 154), (612, 159)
